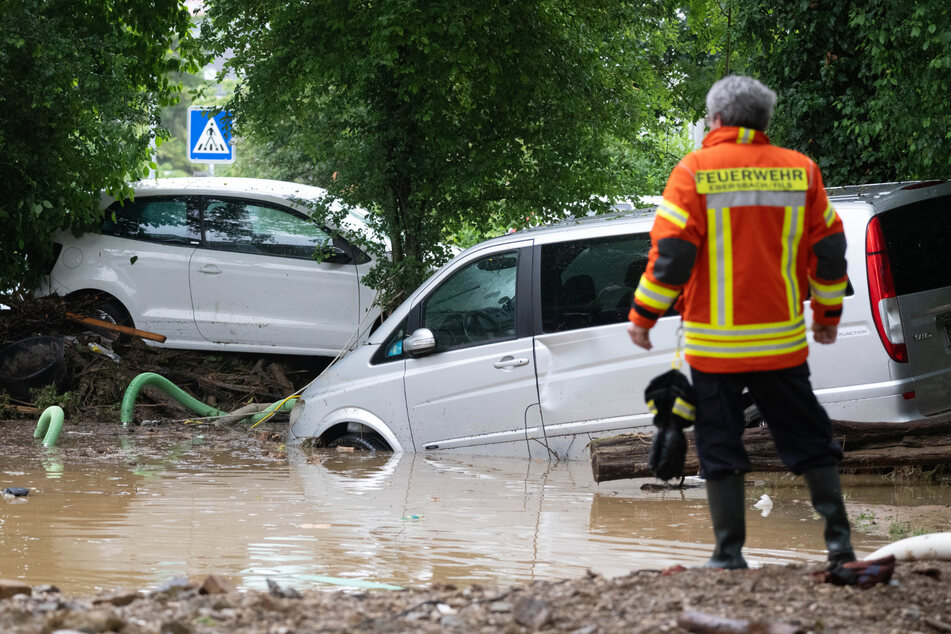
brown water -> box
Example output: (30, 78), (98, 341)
(1, 441), (947, 597)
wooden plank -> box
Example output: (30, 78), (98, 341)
(590, 417), (951, 482)
(65, 312), (167, 343)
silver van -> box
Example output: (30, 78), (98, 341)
(287, 181), (951, 459)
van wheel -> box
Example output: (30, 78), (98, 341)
(743, 404), (765, 428)
(328, 433), (389, 451)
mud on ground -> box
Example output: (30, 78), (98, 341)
(0, 549), (949, 633)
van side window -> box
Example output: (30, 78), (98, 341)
(421, 251), (518, 352)
(540, 233), (674, 332)
(371, 318), (408, 364)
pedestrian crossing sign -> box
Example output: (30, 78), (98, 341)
(187, 107), (235, 164)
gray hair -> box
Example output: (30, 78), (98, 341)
(706, 75), (777, 131)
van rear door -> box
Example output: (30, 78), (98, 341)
(876, 187), (951, 416)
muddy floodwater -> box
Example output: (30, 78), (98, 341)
(2, 433), (950, 597)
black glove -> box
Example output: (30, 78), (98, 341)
(648, 425), (687, 481)
(644, 369), (696, 481)
(644, 369), (697, 430)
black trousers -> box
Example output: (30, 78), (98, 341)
(690, 362), (843, 480)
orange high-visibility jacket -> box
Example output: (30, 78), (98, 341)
(629, 126), (848, 373)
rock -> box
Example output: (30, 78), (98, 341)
(199, 574), (236, 595)
(489, 600), (513, 612)
(63, 609), (126, 633)
(160, 620), (191, 634)
(2, 487), (29, 497)
(439, 614), (466, 628)
(153, 576), (193, 597)
(266, 578), (302, 599)
(92, 590), (140, 607)
(513, 596), (551, 629)
(0, 579), (31, 599)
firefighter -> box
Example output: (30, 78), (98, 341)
(627, 75), (854, 569)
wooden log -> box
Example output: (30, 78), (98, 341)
(590, 416), (951, 483)
(65, 312), (167, 343)
(1, 405), (41, 418)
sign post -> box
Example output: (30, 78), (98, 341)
(187, 107), (235, 172)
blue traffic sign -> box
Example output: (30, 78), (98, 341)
(187, 107), (235, 164)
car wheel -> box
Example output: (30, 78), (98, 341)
(327, 433), (390, 451)
(91, 297), (134, 342)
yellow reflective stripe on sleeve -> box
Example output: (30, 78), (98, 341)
(647, 399), (658, 415)
(780, 206), (805, 319)
(708, 207), (734, 326)
(634, 277), (679, 311)
(696, 168), (809, 194)
(672, 397), (696, 421)
(656, 199), (689, 229)
(810, 278), (847, 305)
(823, 202), (837, 227)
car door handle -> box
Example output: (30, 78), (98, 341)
(199, 264), (222, 275)
(494, 356), (529, 369)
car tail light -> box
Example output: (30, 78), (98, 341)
(866, 217), (907, 363)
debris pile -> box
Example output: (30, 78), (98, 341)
(0, 293), (327, 424)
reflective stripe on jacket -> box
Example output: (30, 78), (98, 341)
(629, 126), (847, 373)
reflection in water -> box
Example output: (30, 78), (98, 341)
(1, 446), (943, 597)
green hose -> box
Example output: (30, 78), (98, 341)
(120, 372), (229, 426)
(249, 397), (298, 426)
(34, 406), (65, 447)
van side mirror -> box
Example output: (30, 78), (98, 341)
(405, 328), (436, 357)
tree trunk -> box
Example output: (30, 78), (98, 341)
(590, 417), (951, 483)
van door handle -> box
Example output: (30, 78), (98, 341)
(494, 356), (529, 369)
(199, 264), (222, 275)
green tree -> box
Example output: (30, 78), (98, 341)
(203, 0), (688, 306)
(0, 0), (203, 290)
(727, 1), (951, 184)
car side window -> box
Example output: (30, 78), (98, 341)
(203, 199), (334, 259)
(102, 198), (199, 245)
(540, 232), (675, 332)
(421, 251), (518, 352)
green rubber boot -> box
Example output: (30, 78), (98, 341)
(704, 472), (749, 570)
(804, 465), (856, 565)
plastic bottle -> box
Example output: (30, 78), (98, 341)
(88, 342), (121, 363)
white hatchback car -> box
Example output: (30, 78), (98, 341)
(39, 178), (381, 356)
(287, 180), (951, 459)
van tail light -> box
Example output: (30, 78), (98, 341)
(866, 217), (907, 363)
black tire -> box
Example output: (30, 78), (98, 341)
(91, 297), (134, 342)
(327, 433), (390, 451)
(743, 403), (765, 428)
